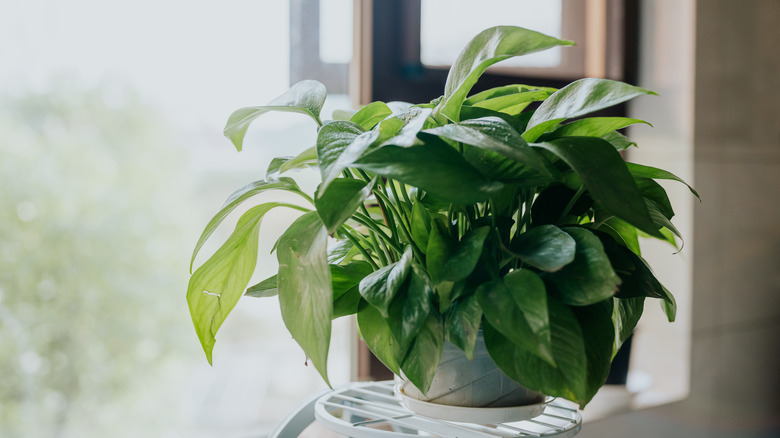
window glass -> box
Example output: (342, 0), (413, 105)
(421, 0), (563, 68)
(0, 1), (351, 436)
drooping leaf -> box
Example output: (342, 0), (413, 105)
(600, 217), (641, 255)
(315, 177), (376, 234)
(437, 26), (573, 122)
(410, 202), (433, 253)
(477, 270), (554, 365)
(190, 178), (311, 272)
(524, 78), (656, 142)
(510, 225), (576, 272)
(601, 130), (637, 151)
(187, 203), (277, 364)
(612, 297), (644, 355)
(572, 301), (615, 399)
(546, 117), (650, 140)
(224, 80), (326, 150)
(484, 298), (590, 406)
(534, 137), (662, 237)
(266, 146), (318, 178)
(387, 265), (434, 351)
(245, 275), (278, 298)
(546, 227), (621, 306)
(626, 162), (700, 200)
(350, 101), (392, 130)
(424, 117), (559, 180)
(358, 246), (413, 317)
(445, 293), (483, 360)
(354, 137), (504, 205)
(357, 301), (402, 375)
(636, 178), (675, 219)
(401, 314), (444, 395)
(276, 212), (332, 385)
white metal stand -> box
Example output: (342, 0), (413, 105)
(313, 381), (582, 437)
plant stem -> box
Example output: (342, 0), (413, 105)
(558, 185), (585, 224)
(341, 226), (380, 270)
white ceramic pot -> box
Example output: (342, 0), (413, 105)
(402, 331), (543, 408)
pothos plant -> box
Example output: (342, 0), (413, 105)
(187, 26), (698, 408)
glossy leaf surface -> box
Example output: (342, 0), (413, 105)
(511, 225), (576, 272)
(387, 265), (434, 351)
(224, 80), (326, 150)
(401, 314), (444, 394)
(315, 177), (376, 234)
(525, 78), (656, 142)
(438, 26), (573, 122)
(477, 269), (554, 365)
(357, 302), (402, 375)
(359, 247), (413, 317)
(546, 228), (621, 306)
(445, 294), (482, 360)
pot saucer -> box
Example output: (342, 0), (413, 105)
(395, 382), (553, 423)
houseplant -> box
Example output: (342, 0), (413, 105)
(186, 25), (698, 410)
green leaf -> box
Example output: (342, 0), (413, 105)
(315, 177), (376, 235)
(612, 297), (644, 355)
(333, 285), (362, 319)
(534, 137), (662, 237)
(524, 78), (656, 142)
(387, 265), (434, 351)
(189, 178), (311, 272)
(318, 118), (404, 191)
(316, 121), (366, 188)
(600, 217), (641, 255)
(601, 130), (637, 151)
(354, 137), (504, 205)
(410, 202), (433, 253)
(245, 275), (277, 298)
(440, 226), (490, 282)
(484, 298), (589, 406)
(572, 302), (615, 400)
(224, 80), (326, 150)
(424, 117), (559, 180)
(327, 239), (355, 264)
(471, 88), (555, 115)
(637, 178), (675, 219)
(437, 26), (573, 122)
(331, 261), (373, 300)
(381, 106), (432, 147)
(359, 246), (413, 317)
(546, 228), (621, 306)
(187, 203), (276, 364)
(276, 212), (332, 385)
(511, 225), (576, 272)
(425, 221), (455, 285)
(401, 313), (444, 395)
(351, 101), (392, 130)
(357, 301), (402, 375)
(546, 117), (650, 140)
(266, 146), (318, 178)
(477, 270), (554, 365)
(626, 162), (700, 200)
(445, 294), (483, 360)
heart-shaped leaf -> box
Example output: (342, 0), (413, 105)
(546, 227), (621, 306)
(401, 313), (444, 395)
(276, 212), (332, 385)
(387, 265), (434, 351)
(477, 269), (554, 365)
(511, 225), (576, 272)
(357, 301), (403, 375)
(359, 246), (413, 317)
(444, 293), (483, 360)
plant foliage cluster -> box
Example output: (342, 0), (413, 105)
(187, 26), (697, 407)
